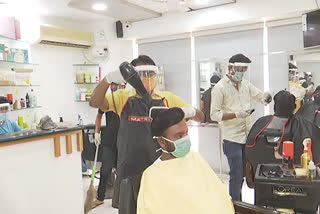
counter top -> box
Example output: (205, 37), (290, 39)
(0, 126), (83, 144)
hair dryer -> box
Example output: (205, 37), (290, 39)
(119, 62), (152, 105)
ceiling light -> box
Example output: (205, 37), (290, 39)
(92, 2), (107, 11)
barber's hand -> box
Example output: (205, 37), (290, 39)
(263, 92), (272, 104)
(94, 133), (101, 146)
(105, 70), (125, 84)
(235, 110), (251, 119)
(180, 107), (196, 119)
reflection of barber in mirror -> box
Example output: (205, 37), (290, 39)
(210, 53), (272, 201)
(297, 86), (320, 128)
(89, 55), (204, 208)
(0, 96), (22, 134)
(245, 90), (320, 187)
(137, 107), (235, 214)
(288, 63), (313, 113)
(201, 73), (221, 123)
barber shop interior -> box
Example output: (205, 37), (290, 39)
(2, 0), (320, 214)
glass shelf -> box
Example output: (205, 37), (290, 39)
(0, 60), (39, 66)
(11, 106), (41, 112)
(0, 84), (40, 87)
(0, 34), (30, 44)
(73, 64), (99, 67)
(74, 82), (98, 85)
(75, 100), (89, 102)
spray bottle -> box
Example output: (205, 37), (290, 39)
(301, 139), (311, 169)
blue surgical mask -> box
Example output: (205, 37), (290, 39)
(0, 112), (8, 124)
(162, 135), (191, 158)
(232, 71), (244, 82)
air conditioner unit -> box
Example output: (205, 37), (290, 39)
(38, 25), (94, 49)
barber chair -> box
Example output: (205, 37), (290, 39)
(245, 128), (290, 187)
(118, 175), (279, 214)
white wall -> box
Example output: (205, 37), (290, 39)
(126, 0), (317, 39)
(2, 17), (133, 126)
(139, 39), (192, 104)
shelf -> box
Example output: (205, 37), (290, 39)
(73, 64), (99, 67)
(0, 35), (30, 44)
(0, 60), (38, 66)
(0, 84), (40, 87)
(75, 100), (89, 102)
(11, 106), (41, 112)
(74, 82), (98, 85)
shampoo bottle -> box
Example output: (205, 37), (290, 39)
(301, 140), (311, 169)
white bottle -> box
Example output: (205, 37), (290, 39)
(309, 160), (316, 179)
(31, 89), (37, 107)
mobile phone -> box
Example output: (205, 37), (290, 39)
(250, 109), (255, 115)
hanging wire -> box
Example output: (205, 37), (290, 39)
(316, 0), (320, 9)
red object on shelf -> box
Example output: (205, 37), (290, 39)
(283, 141), (294, 160)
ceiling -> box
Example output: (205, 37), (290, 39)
(68, 0), (236, 22)
(0, 0), (106, 21)
(0, 0), (236, 22)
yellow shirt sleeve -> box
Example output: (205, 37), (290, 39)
(103, 89), (131, 116)
(163, 91), (192, 108)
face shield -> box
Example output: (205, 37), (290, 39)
(289, 69), (298, 82)
(229, 62), (250, 82)
(135, 65), (158, 94)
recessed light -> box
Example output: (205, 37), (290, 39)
(309, 27), (315, 30)
(92, 3), (107, 11)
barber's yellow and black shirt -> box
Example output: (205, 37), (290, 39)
(102, 88), (191, 118)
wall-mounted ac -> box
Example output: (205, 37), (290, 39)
(38, 25), (94, 49)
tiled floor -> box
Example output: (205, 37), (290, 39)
(82, 174), (118, 214)
(82, 172), (255, 214)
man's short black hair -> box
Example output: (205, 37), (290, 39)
(210, 74), (221, 85)
(151, 107), (185, 137)
(0, 96), (9, 104)
(229, 54), (251, 64)
(131, 55), (156, 66)
(273, 90), (296, 118)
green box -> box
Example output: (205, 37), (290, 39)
(0, 44), (4, 60)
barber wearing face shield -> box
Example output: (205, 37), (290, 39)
(0, 96), (22, 134)
(89, 55), (204, 208)
(210, 54), (272, 201)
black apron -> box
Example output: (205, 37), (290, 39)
(112, 96), (166, 208)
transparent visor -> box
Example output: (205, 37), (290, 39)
(135, 65), (158, 93)
(230, 63), (250, 73)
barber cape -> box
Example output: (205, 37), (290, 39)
(137, 151), (235, 214)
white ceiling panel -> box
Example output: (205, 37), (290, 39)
(68, 0), (161, 22)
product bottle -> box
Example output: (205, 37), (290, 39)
(301, 140), (311, 169)
(309, 160), (316, 179)
(31, 89), (37, 107)
(26, 93), (30, 108)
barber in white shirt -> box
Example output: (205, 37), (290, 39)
(210, 53), (272, 201)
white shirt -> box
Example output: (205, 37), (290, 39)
(210, 76), (265, 144)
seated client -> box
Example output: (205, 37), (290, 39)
(137, 107), (235, 214)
